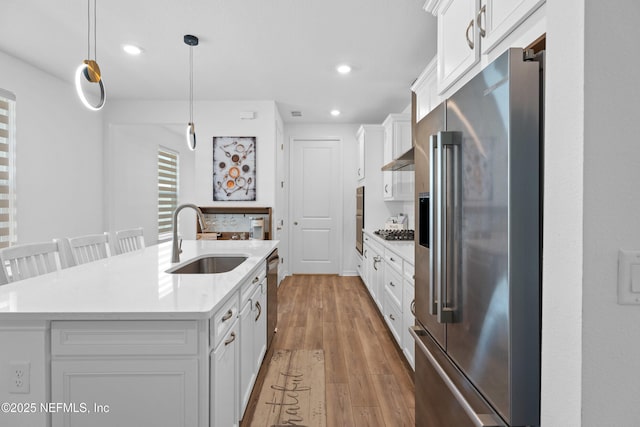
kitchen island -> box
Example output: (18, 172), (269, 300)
(0, 239), (278, 427)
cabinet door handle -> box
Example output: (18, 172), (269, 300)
(252, 276), (260, 284)
(465, 19), (475, 50)
(411, 299), (416, 316)
(477, 5), (486, 38)
(384, 184), (389, 193)
(358, 167), (361, 175)
(389, 281), (396, 287)
(222, 309), (233, 322)
(224, 332), (236, 346)
(389, 314), (396, 321)
(255, 301), (262, 322)
(390, 257), (395, 262)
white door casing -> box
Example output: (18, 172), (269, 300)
(290, 138), (342, 274)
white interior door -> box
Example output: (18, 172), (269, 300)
(291, 139), (341, 274)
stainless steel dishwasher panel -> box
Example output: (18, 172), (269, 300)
(266, 249), (279, 350)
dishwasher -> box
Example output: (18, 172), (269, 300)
(266, 249), (279, 350)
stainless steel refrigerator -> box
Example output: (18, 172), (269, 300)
(411, 48), (542, 427)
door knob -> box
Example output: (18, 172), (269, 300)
(294, 221), (299, 225)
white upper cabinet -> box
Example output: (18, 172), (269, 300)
(382, 114), (413, 201)
(478, 0), (546, 54)
(436, 0), (481, 94)
(426, 0), (545, 96)
(356, 126), (366, 181)
(411, 56), (439, 122)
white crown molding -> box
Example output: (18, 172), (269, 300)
(423, 0), (442, 16)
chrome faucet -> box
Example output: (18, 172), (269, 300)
(172, 203), (206, 263)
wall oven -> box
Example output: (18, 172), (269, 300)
(356, 186), (364, 254)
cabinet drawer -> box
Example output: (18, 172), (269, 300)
(210, 293), (239, 348)
(51, 320), (198, 356)
(240, 264), (266, 306)
(363, 233), (384, 255)
(384, 249), (403, 274)
(404, 261), (415, 283)
(383, 289), (402, 345)
(384, 264), (403, 307)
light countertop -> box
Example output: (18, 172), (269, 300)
(0, 240), (278, 320)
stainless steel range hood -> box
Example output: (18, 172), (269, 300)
(381, 147), (414, 171)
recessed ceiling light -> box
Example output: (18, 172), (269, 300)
(330, 109), (341, 117)
(122, 44), (143, 56)
(336, 64), (351, 75)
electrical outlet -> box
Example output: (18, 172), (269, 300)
(8, 361), (30, 394)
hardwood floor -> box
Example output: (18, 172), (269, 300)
(242, 275), (415, 427)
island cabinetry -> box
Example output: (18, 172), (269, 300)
(211, 320), (239, 427)
(239, 265), (267, 420)
(50, 320), (201, 427)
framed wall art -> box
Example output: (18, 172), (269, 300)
(212, 136), (256, 201)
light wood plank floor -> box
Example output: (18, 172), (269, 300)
(242, 275), (415, 427)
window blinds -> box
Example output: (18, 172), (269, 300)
(0, 89), (15, 249)
(158, 148), (178, 240)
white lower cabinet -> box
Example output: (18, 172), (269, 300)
(51, 358), (199, 427)
(359, 232), (415, 370)
(50, 320), (200, 427)
(402, 280), (416, 370)
(383, 288), (403, 345)
(239, 294), (256, 418)
(239, 267), (268, 421)
(253, 279), (267, 371)
(211, 322), (239, 427)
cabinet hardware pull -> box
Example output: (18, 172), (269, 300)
(252, 276), (260, 284)
(358, 167), (361, 175)
(255, 301), (262, 322)
(385, 184), (389, 193)
(390, 257), (395, 262)
(224, 332), (236, 346)
(389, 314), (396, 321)
(411, 299), (416, 316)
(477, 5), (486, 38)
(465, 19), (475, 49)
(222, 309), (233, 322)
(389, 281), (396, 287)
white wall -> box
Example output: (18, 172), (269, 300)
(106, 124), (195, 244)
(582, 2), (640, 425)
(284, 123), (360, 275)
(540, 1), (585, 425)
(104, 100), (278, 241)
(543, 2), (640, 426)
(0, 51), (104, 243)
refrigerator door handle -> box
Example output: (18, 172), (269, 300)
(429, 133), (439, 316)
(410, 326), (506, 427)
(437, 131), (460, 323)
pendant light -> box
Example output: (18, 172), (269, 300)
(184, 34), (199, 151)
(75, 0), (105, 111)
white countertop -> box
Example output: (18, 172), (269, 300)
(0, 240), (278, 320)
(363, 230), (415, 264)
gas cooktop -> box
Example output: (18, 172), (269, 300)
(373, 229), (415, 241)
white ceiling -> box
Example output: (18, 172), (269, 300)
(0, 0), (436, 123)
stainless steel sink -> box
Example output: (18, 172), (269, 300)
(167, 256), (247, 274)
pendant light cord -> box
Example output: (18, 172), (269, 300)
(189, 45), (194, 123)
(86, 0), (97, 60)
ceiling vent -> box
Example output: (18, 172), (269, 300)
(291, 111), (303, 117)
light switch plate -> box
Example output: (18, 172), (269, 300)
(618, 250), (640, 305)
